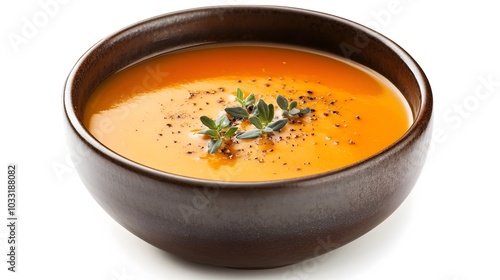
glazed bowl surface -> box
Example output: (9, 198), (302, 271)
(63, 6), (432, 268)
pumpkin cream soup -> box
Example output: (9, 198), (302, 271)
(83, 45), (412, 181)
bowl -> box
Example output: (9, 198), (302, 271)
(63, 6), (433, 268)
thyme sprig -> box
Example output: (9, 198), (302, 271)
(224, 88), (255, 119)
(198, 88), (311, 154)
(277, 94), (311, 118)
(197, 115), (238, 154)
(236, 99), (288, 139)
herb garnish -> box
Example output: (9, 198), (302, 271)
(197, 115), (238, 154)
(224, 88), (255, 119)
(276, 94), (311, 118)
(198, 88), (310, 154)
(236, 99), (289, 139)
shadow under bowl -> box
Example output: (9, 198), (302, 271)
(63, 6), (433, 269)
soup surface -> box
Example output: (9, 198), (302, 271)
(84, 45), (412, 181)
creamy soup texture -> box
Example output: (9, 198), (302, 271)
(84, 45), (412, 181)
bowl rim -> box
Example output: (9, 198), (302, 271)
(63, 5), (433, 189)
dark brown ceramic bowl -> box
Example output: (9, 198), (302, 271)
(63, 6), (432, 268)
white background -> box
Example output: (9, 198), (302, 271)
(1, 0), (499, 279)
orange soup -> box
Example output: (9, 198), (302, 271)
(83, 45), (412, 182)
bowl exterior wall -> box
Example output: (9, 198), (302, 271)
(66, 120), (431, 268)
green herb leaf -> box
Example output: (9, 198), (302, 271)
(256, 99), (268, 122)
(197, 129), (219, 139)
(200, 116), (217, 130)
(300, 107), (311, 115)
(263, 127), (273, 133)
(276, 95), (288, 110)
(289, 108), (300, 115)
(236, 129), (262, 139)
(244, 94), (256, 107)
(278, 96), (311, 118)
(224, 126), (238, 138)
(198, 115), (235, 153)
(249, 115), (263, 129)
(225, 107), (249, 119)
(208, 139), (223, 154)
(267, 104), (274, 123)
(216, 115), (230, 128)
(267, 118), (288, 131)
(236, 88), (244, 104)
